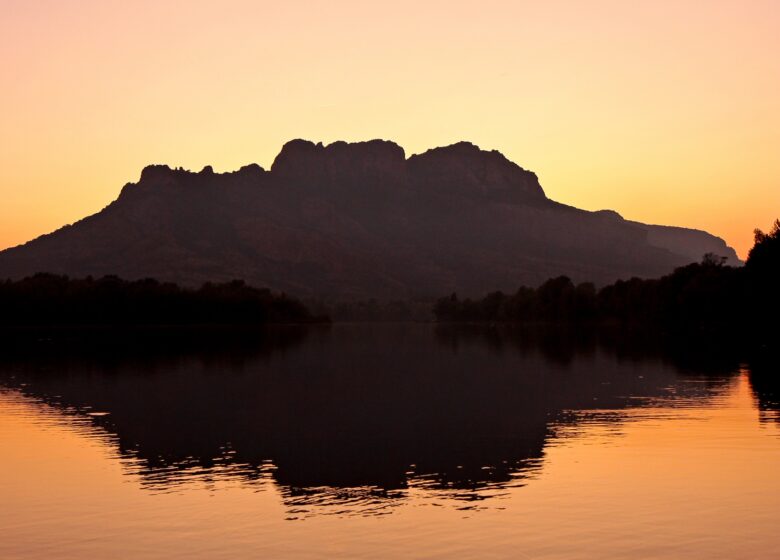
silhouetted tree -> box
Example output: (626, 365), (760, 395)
(747, 219), (780, 274)
(434, 221), (778, 342)
(0, 274), (321, 326)
(745, 219), (780, 333)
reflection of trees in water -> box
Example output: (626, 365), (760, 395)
(0, 325), (743, 515)
(747, 353), (780, 424)
(434, 323), (743, 371)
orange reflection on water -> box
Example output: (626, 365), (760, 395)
(1, 371), (779, 559)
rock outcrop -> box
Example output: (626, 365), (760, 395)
(0, 140), (741, 298)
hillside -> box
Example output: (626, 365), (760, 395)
(0, 140), (740, 299)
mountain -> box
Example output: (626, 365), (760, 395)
(0, 140), (740, 299)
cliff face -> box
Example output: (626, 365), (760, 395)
(0, 140), (740, 298)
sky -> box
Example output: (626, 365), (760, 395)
(1, 0), (778, 258)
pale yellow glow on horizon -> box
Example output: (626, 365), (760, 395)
(1, 0), (778, 258)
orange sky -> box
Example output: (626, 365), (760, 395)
(1, 0), (778, 258)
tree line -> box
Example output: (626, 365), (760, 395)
(0, 275), (322, 326)
(434, 220), (780, 337)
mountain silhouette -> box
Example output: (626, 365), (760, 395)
(0, 140), (740, 298)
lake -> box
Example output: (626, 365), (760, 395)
(1, 324), (778, 559)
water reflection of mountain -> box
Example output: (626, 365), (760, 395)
(0, 325), (745, 513)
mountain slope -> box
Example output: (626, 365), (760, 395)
(0, 140), (740, 298)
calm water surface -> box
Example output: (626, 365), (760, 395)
(1, 325), (778, 559)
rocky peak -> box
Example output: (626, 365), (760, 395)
(270, 139), (407, 186)
(235, 163), (265, 176)
(116, 164), (181, 200)
(138, 164), (178, 186)
(408, 142), (547, 202)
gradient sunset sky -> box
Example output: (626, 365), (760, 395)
(1, 0), (778, 257)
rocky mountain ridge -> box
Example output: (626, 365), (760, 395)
(0, 140), (740, 298)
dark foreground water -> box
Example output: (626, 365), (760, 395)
(0, 325), (778, 559)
